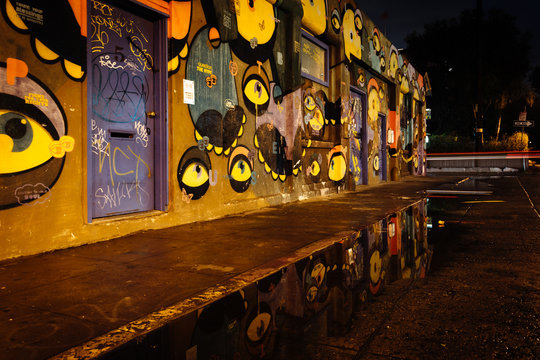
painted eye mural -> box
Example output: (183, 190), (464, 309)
(245, 302), (273, 357)
(369, 249), (382, 294)
(230, 0), (277, 64)
(327, 145), (347, 183)
(186, 27), (245, 156)
(380, 54), (386, 73)
(367, 78), (381, 129)
(301, 0), (327, 36)
(0, 64), (74, 209)
(228, 145), (254, 193)
(242, 64), (270, 116)
(167, 0), (192, 75)
(369, 28), (387, 74)
(372, 28), (382, 54)
(303, 88), (336, 136)
(303, 256), (330, 309)
(389, 45), (400, 80)
(177, 146), (212, 200)
(2, 0), (86, 81)
(400, 63), (410, 94)
(342, 6), (362, 63)
(330, 8), (341, 34)
(357, 68), (366, 88)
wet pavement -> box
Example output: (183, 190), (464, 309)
(1, 172), (538, 359)
(274, 172), (540, 359)
(0, 175), (458, 360)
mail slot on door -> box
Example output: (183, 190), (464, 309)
(109, 130), (135, 139)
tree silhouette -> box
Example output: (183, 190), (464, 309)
(404, 8), (532, 144)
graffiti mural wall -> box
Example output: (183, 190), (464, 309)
(0, 0), (428, 260)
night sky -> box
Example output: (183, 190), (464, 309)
(357, 0), (540, 68)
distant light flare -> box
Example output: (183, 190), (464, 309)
(427, 150), (540, 161)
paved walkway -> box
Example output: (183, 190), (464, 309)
(0, 175), (460, 359)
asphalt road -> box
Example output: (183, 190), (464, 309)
(274, 170), (540, 359)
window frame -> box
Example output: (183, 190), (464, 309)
(300, 30), (329, 87)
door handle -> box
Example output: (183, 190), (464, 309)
(146, 111), (156, 118)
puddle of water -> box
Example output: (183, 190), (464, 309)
(101, 200), (433, 360)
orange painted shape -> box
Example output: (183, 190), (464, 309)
(6, 58), (28, 85)
(169, 1), (191, 39)
(67, 0), (87, 37)
(417, 73), (424, 90)
(367, 77), (379, 92)
(208, 27), (220, 41)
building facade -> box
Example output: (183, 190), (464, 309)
(0, 0), (428, 261)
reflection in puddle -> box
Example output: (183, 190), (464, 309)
(273, 199), (432, 358)
(102, 201), (433, 360)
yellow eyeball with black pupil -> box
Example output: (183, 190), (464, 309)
(230, 158), (252, 182)
(329, 154), (346, 181)
(304, 95), (316, 111)
(244, 79), (269, 106)
(0, 111), (55, 174)
(310, 161), (320, 176)
(332, 16), (340, 31)
(181, 162), (209, 188)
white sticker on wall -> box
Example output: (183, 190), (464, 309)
(183, 79), (195, 105)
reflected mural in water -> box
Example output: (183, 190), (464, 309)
(101, 200), (432, 360)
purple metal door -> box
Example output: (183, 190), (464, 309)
(89, 1), (155, 218)
(349, 91), (365, 185)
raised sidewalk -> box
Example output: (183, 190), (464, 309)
(0, 175), (459, 359)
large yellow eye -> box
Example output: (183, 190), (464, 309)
(390, 52), (398, 71)
(244, 78), (269, 106)
(230, 158), (252, 182)
(368, 88), (380, 123)
(246, 311), (271, 342)
(373, 34), (381, 52)
(370, 250), (382, 283)
(181, 161), (209, 188)
(311, 263), (326, 287)
(177, 147), (212, 200)
(329, 153), (346, 181)
(310, 160), (320, 176)
(304, 95), (316, 111)
(0, 111), (54, 174)
(246, 303), (273, 343)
